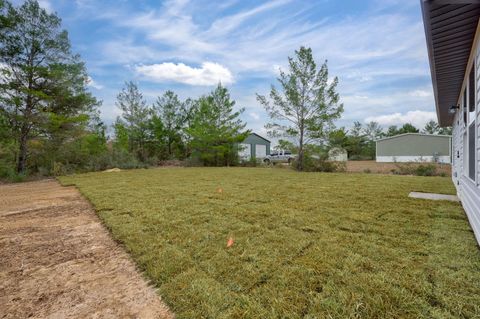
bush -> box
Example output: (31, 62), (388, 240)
(239, 157), (259, 167)
(363, 168), (372, 174)
(0, 168), (27, 183)
(392, 162), (438, 176)
(297, 154), (346, 172)
(52, 162), (68, 176)
(183, 156), (205, 167)
(392, 162), (416, 175)
(158, 160), (184, 167)
(415, 164), (437, 176)
(349, 154), (373, 161)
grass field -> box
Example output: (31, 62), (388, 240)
(60, 168), (480, 318)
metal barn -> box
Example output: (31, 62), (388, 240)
(238, 133), (271, 160)
(376, 133), (452, 163)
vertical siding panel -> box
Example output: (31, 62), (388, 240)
(477, 44), (480, 186)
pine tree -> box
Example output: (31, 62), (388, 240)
(257, 46), (343, 171)
(187, 84), (249, 166)
(114, 81), (151, 161)
(0, 0), (99, 173)
(153, 91), (184, 158)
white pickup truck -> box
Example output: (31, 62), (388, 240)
(263, 150), (297, 164)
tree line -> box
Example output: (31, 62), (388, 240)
(112, 81), (249, 167)
(0, 0), (452, 178)
(0, 0), (248, 179)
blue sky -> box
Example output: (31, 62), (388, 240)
(26, 0), (436, 136)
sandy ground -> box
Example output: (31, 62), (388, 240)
(0, 179), (174, 319)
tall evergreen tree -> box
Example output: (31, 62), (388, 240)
(363, 121), (383, 159)
(187, 84), (248, 166)
(423, 120), (452, 135)
(386, 125), (399, 137)
(257, 46), (343, 171)
(399, 123), (419, 134)
(153, 90), (184, 158)
(114, 81), (151, 161)
(423, 120), (439, 134)
(363, 121), (383, 141)
(350, 121), (364, 138)
(0, 0), (100, 173)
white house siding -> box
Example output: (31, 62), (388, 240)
(376, 156), (451, 164)
(451, 28), (480, 244)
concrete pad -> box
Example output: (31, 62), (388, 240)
(409, 191), (460, 202)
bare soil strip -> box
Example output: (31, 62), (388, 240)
(0, 179), (173, 319)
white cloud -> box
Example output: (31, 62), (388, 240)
(86, 76), (103, 90)
(409, 89), (431, 97)
(365, 110), (436, 129)
(207, 0), (292, 37)
(135, 62), (234, 86)
(249, 112), (260, 120)
(70, 0), (435, 128)
(101, 39), (159, 64)
(38, 0), (53, 12)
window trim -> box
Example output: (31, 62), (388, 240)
(466, 60), (477, 183)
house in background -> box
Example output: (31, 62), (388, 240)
(421, 0), (480, 243)
(238, 133), (271, 161)
(376, 133), (452, 163)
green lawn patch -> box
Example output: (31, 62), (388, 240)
(60, 168), (480, 318)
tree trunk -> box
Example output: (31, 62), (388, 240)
(168, 137), (172, 157)
(16, 127), (29, 174)
(297, 129), (304, 171)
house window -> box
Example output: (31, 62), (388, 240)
(470, 67), (475, 112)
(467, 65), (476, 181)
(468, 122), (475, 180)
(469, 67), (475, 121)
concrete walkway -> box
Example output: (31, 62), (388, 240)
(409, 191), (460, 202)
(0, 180), (174, 319)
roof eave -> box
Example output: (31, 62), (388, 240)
(420, 0), (445, 126)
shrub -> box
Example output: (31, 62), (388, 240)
(349, 155), (373, 161)
(363, 168), (372, 174)
(52, 162), (68, 176)
(415, 164), (437, 176)
(392, 162), (414, 175)
(297, 154), (346, 172)
(392, 162), (438, 176)
(158, 160), (184, 167)
(183, 156), (205, 167)
(240, 157), (258, 167)
(0, 169), (27, 183)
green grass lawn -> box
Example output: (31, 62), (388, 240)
(60, 168), (480, 318)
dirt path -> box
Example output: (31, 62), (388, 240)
(0, 180), (174, 319)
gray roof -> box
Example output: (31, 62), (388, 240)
(421, 0), (480, 127)
(376, 133), (452, 143)
(247, 132), (270, 143)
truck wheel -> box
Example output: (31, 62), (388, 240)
(264, 159), (270, 165)
(288, 158), (292, 164)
